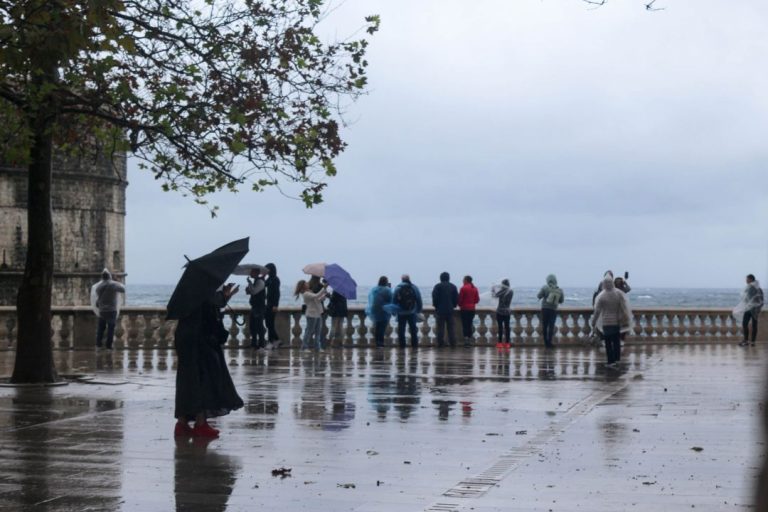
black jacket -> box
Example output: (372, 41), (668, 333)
(327, 291), (348, 318)
(266, 275), (281, 308)
(432, 281), (458, 316)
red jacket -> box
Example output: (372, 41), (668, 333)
(458, 283), (480, 310)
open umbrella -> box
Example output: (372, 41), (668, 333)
(302, 262), (357, 300)
(166, 238), (249, 320)
(233, 263), (265, 276)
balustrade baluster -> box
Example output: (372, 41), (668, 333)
(291, 312), (303, 347)
(355, 313), (368, 347)
(143, 313), (156, 350)
(512, 312), (523, 344)
(58, 313), (72, 350)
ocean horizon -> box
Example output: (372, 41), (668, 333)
(125, 284), (742, 309)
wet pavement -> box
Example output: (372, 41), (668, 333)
(0, 344), (764, 511)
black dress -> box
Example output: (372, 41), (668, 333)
(174, 297), (244, 420)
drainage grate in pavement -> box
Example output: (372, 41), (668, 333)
(424, 503), (462, 512)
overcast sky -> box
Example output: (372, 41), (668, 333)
(126, 0), (768, 289)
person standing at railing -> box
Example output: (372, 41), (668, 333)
(393, 274), (422, 349)
(295, 279), (328, 351)
(90, 269), (126, 350)
(592, 276), (632, 368)
(264, 263), (281, 348)
(492, 279), (514, 349)
(458, 276), (480, 347)
(737, 274), (763, 347)
(367, 276), (393, 348)
(537, 274), (564, 349)
(245, 267), (266, 350)
(432, 272), (458, 348)
(327, 289), (348, 347)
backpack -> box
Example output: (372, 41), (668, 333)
(545, 287), (562, 306)
(397, 284), (417, 311)
(757, 287), (765, 308)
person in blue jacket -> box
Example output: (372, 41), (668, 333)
(366, 276), (393, 348)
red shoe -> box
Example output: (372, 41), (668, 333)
(192, 423), (220, 438)
(503, 343), (511, 349)
(495, 342), (504, 349)
(174, 422), (193, 437)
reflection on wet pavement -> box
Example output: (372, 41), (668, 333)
(0, 344), (763, 511)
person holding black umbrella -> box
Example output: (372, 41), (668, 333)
(168, 238), (248, 439)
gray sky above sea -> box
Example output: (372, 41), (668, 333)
(126, 0), (768, 289)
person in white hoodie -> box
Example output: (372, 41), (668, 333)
(295, 279), (328, 350)
(592, 276), (632, 367)
(90, 269), (125, 349)
(740, 274), (763, 346)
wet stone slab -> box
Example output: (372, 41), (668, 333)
(0, 344), (764, 511)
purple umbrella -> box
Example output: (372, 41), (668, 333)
(302, 262), (357, 300)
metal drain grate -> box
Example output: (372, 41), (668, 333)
(424, 503), (462, 512)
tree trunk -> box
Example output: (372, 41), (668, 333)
(10, 117), (58, 383)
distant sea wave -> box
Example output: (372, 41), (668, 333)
(126, 284), (741, 309)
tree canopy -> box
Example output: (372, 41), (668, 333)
(0, 0), (380, 207)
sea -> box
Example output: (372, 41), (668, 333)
(127, 284), (742, 309)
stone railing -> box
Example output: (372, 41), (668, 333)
(0, 306), (760, 350)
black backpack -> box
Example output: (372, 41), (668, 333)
(397, 284), (417, 311)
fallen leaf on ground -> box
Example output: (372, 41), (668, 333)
(337, 483), (356, 489)
(691, 447), (704, 452)
(271, 467), (292, 478)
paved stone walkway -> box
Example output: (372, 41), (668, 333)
(0, 344), (764, 511)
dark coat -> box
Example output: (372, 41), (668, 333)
(266, 275), (281, 308)
(174, 297), (244, 420)
(247, 278), (266, 314)
(327, 291), (348, 318)
(432, 281), (458, 316)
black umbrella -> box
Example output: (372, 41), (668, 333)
(166, 238), (249, 320)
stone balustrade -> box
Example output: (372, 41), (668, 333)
(0, 306), (761, 350)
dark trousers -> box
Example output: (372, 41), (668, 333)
(743, 310), (759, 342)
(249, 310), (266, 347)
(96, 311), (118, 348)
(265, 308), (279, 341)
(603, 325), (621, 364)
(397, 314), (418, 348)
(374, 320), (388, 347)
(496, 313), (511, 343)
(435, 313), (456, 346)
(541, 309), (557, 347)
(460, 310), (475, 340)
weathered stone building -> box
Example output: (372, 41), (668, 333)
(0, 152), (127, 306)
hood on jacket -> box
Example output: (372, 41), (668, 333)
(265, 263), (277, 276)
(602, 276), (615, 291)
(546, 274), (558, 287)
(440, 272), (450, 282)
(101, 268), (112, 280)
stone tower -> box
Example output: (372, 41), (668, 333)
(0, 151), (127, 306)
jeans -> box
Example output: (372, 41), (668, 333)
(329, 317), (345, 345)
(96, 311), (118, 348)
(303, 316), (324, 349)
(460, 310), (475, 340)
(541, 309), (557, 348)
(374, 320), (388, 347)
(249, 310), (265, 347)
(265, 308), (279, 341)
(602, 325), (621, 364)
(496, 313), (510, 343)
(743, 310), (759, 342)
(397, 314), (418, 348)
(435, 313), (456, 346)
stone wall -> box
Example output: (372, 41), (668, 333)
(0, 151), (127, 306)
